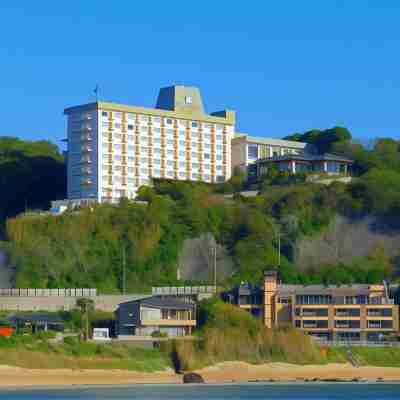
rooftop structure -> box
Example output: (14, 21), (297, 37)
(64, 85), (235, 203)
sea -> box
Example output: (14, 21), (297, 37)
(0, 383), (397, 400)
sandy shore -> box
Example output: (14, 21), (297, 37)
(0, 362), (400, 387)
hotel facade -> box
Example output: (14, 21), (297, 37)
(64, 86), (235, 203)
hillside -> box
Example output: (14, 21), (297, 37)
(2, 131), (400, 291)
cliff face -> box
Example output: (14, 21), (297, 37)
(295, 215), (400, 269)
(177, 233), (235, 282)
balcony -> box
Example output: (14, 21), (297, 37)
(81, 179), (93, 186)
(141, 319), (196, 327)
(80, 134), (92, 142)
(81, 145), (93, 153)
(80, 158), (92, 164)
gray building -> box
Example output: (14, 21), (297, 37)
(116, 296), (196, 337)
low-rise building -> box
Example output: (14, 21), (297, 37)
(115, 296), (196, 337)
(228, 271), (399, 342)
(231, 133), (312, 171)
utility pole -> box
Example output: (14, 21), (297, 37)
(122, 245), (126, 295)
(211, 246), (217, 292)
(278, 231), (281, 267)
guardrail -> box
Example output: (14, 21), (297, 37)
(315, 340), (400, 347)
(0, 288), (97, 297)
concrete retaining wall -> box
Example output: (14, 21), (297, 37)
(0, 294), (150, 312)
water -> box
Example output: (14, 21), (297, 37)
(0, 384), (398, 400)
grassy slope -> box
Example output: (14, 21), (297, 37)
(0, 336), (170, 371)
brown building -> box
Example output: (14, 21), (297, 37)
(229, 271), (399, 342)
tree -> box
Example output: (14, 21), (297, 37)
(76, 297), (94, 341)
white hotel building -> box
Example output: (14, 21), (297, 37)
(64, 86), (235, 203)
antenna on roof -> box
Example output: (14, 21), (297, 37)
(94, 84), (99, 102)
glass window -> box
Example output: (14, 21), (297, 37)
(216, 155), (222, 161)
(153, 116), (161, 123)
(248, 144), (258, 159)
(204, 153), (211, 160)
(191, 121), (198, 128)
(127, 124), (134, 130)
(141, 126), (148, 132)
(102, 111), (108, 117)
(191, 152), (198, 158)
(127, 113), (134, 120)
(179, 151), (186, 157)
(114, 112), (122, 119)
(165, 118), (173, 125)
(154, 158), (161, 165)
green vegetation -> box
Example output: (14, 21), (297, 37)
(171, 299), (323, 370)
(0, 333), (169, 371)
(326, 346), (400, 368)
(2, 131), (400, 290)
(0, 137), (66, 231)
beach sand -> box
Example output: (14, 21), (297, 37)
(0, 362), (399, 387)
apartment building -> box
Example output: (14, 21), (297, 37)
(64, 86), (235, 203)
(116, 296), (196, 337)
(227, 271), (399, 342)
(231, 133), (312, 171)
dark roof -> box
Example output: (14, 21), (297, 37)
(121, 296), (195, 310)
(8, 313), (64, 324)
(258, 153), (353, 164)
(278, 284), (371, 296)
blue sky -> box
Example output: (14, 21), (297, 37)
(1, 1), (400, 148)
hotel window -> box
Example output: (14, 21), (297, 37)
(102, 111), (108, 117)
(204, 153), (210, 160)
(127, 124), (134, 130)
(114, 133), (122, 140)
(128, 167), (135, 173)
(115, 165), (122, 171)
(216, 124), (223, 130)
(216, 145), (223, 151)
(153, 127), (161, 134)
(178, 120), (187, 127)
(165, 118), (173, 125)
(179, 140), (186, 146)
(102, 122), (108, 128)
(192, 173), (199, 179)
(191, 142), (198, 148)
(140, 168), (148, 175)
(102, 154), (108, 160)
(114, 144), (122, 150)
(140, 115), (148, 122)
(140, 147), (148, 153)
(114, 123), (121, 129)
(153, 116), (161, 123)
(127, 113), (134, 120)
(128, 156), (135, 163)
(102, 143), (109, 149)
(179, 151), (186, 157)
(248, 144), (258, 159)
(154, 158), (161, 165)
(114, 176), (122, 182)
(216, 165), (222, 171)
(204, 174), (211, 180)
(140, 136), (148, 143)
(128, 178), (135, 184)
(167, 149), (175, 156)
(128, 145), (135, 151)
(191, 121), (198, 128)
(154, 148), (161, 154)
(167, 139), (175, 146)
(153, 169), (161, 177)
(192, 162), (199, 169)
(203, 123), (212, 129)
(179, 130), (186, 137)
(204, 164), (211, 170)
(114, 112), (122, 119)
(179, 171), (186, 178)
(179, 161), (186, 168)
(191, 152), (198, 158)
(141, 126), (148, 132)
(166, 170), (174, 177)
(204, 143), (211, 149)
(216, 155), (222, 161)
(140, 157), (148, 163)
(167, 160), (174, 167)
(191, 132), (198, 138)
(204, 133), (211, 140)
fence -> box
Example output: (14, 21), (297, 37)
(0, 288), (97, 297)
(152, 286), (216, 296)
